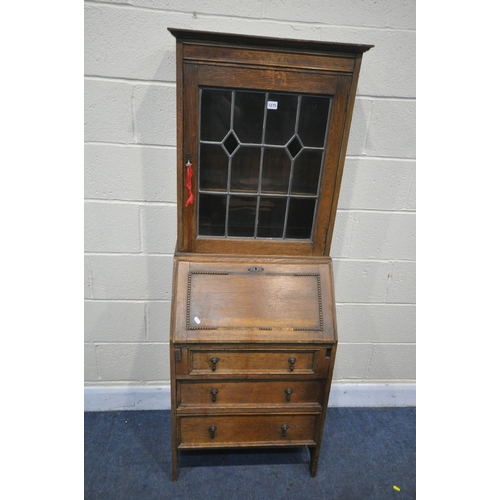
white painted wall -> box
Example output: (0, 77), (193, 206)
(84, 0), (416, 405)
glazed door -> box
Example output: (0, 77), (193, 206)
(178, 62), (352, 255)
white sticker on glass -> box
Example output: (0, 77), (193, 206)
(267, 101), (278, 110)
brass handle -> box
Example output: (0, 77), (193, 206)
(210, 357), (219, 371)
(210, 388), (219, 403)
(288, 357), (296, 372)
(281, 424), (289, 437)
(208, 425), (217, 439)
(285, 388), (293, 402)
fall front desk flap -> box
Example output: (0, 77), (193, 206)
(171, 258), (337, 344)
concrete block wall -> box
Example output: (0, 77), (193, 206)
(84, 0), (416, 400)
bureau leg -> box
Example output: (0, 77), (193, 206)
(171, 399), (179, 481)
(172, 448), (179, 482)
(308, 445), (320, 477)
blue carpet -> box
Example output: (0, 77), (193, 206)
(85, 407), (415, 500)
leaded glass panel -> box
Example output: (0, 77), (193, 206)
(198, 88), (331, 240)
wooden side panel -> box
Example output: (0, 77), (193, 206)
(324, 55), (365, 254)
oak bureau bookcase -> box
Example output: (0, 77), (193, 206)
(168, 28), (372, 481)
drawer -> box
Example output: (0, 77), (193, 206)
(187, 348), (323, 376)
(178, 380), (323, 409)
(178, 414), (317, 448)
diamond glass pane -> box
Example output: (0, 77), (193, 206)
(223, 132), (239, 155)
(287, 136), (303, 158)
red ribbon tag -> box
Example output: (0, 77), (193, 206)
(185, 161), (194, 207)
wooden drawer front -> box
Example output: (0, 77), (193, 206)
(178, 380), (323, 408)
(189, 349), (319, 376)
(179, 415), (317, 448)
